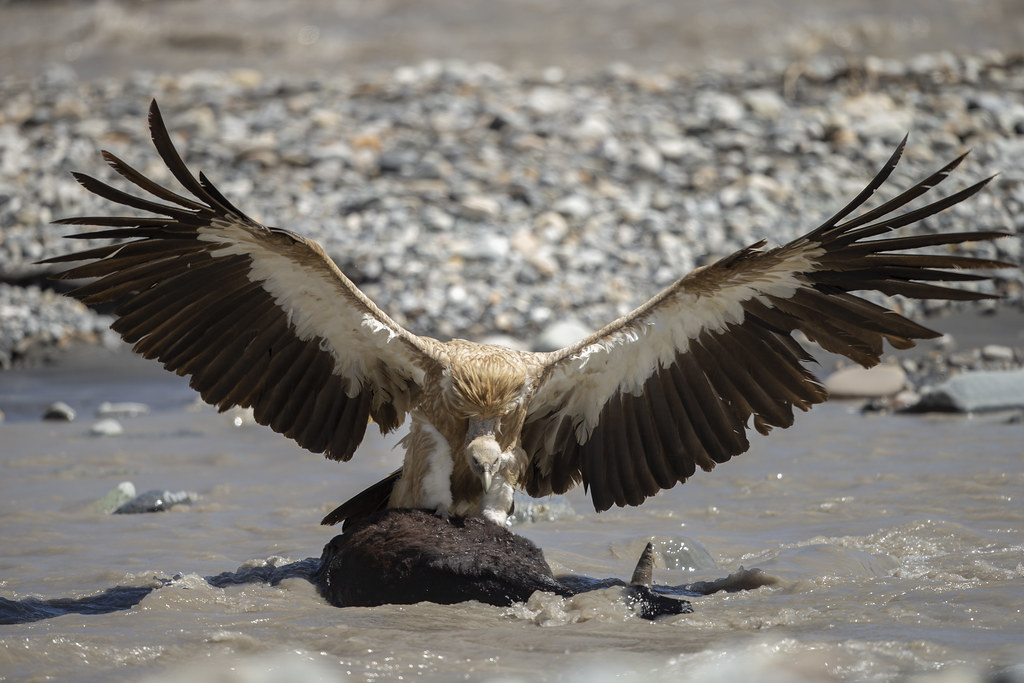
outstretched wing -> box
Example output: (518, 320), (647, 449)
(521, 139), (1011, 511)
(41, 100), (448, 462)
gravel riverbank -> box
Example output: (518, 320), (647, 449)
(1, 53), (1022, 368)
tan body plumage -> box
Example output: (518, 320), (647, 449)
(43, 101), (1012, 528)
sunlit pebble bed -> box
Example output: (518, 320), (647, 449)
(1, 52), (1023, 368)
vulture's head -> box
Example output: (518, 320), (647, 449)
(466, 434), (502, 492)
(444, 346), (533, 490)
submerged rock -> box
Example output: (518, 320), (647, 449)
(92, 481), (137, 514)
(114, 489), (194, 514)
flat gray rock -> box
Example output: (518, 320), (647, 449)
(908, 369), (1024, 413)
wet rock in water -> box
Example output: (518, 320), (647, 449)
(89, 418), (124, 436)
(824, 364), (907, 399)
(92, 481), (137, 514)
(684, 567), (780, 595)
(42, 401), (76, 422)
(904, 369), (1024, 413)
(96, 401), (150, 418)
(510, 495), (576, 524)
(114, 489), (194, 514)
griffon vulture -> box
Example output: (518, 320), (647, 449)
(43, 100), (1010, 528)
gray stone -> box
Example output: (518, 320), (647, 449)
(909, 369), (1024, 413)
(90, 418), (124, 436)
(533, 318), (593, 352)
(981, 344), (1016, 363)
(458, 195), (501, 221)
(42, 401), (76, 422)
(552, 195), (592, 220)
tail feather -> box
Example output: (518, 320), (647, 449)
(321, 469), (402, 529)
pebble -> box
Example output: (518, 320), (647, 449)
(90, 418), (124, 436)
(458, 195), (501, 221)
(824, 364), (908, 399)
(2, 53), (1021, 367)
(42, 401), (76, 422)
(981, 344), (1016, 363)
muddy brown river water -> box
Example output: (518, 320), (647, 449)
(0, 346), (1021, 682)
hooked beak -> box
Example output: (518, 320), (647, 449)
(466, 417), (502, 493)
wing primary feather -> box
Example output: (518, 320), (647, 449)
(617, 392), (660, 504)
(601, 394), (631, 507)
(276, 344), (335, 439)
(208, 311), (293, 408)
(112, 255), (253, 329)
(295, 382), (347, 453)
(136, 276), (264, 367)
(830, 177), (993, 246)
(122, 282), (261, 355)
(58, 248), (212, 300)
(146, 102), (223, 207)
(631, 390), (678, 490)
(674, 355), (745, 463)
(836, 230), (1011, 257)
(807, 135), (907, 239)
(550, 417), (582, 493)
(330, 391), (372, 462)
(68, 172), (198, 221)
(656, 365), (704, 479)
(215, 316), (295, 408)
(246, 336), (305, 423)
(101, 149), (207, 211)
(821, 152), (971, 239)
(581, 416), (611, 511)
